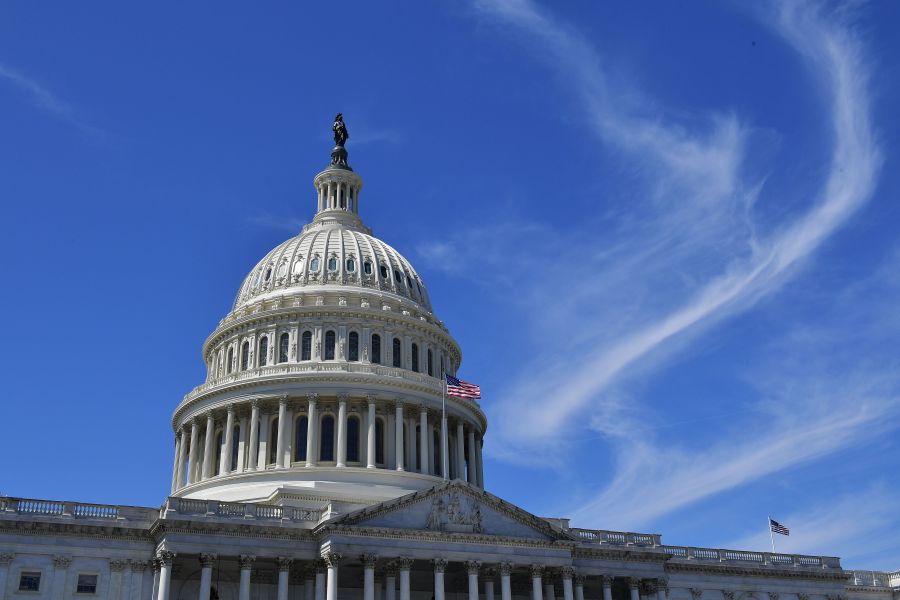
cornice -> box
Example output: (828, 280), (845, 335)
(572, 547), (670, 564)
(149, 520), (317, 543)
(318, 524), (574, 551)
(665, 562), (850, 582)
(0, 519), (154, 543)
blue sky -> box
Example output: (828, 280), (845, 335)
(2, 1), (899, 570)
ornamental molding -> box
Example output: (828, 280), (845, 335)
(149, 520), (317, 544)
(0, 519), (154, 543)
(664, 562), (849, 582)
(318, 524), (572, 551)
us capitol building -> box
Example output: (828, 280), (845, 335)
(1, 117), (897, 600)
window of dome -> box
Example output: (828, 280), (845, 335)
(406, 275), (413, 289)
(310, 257), (320, 272)
(394, 269), (402, 283)
(346, 259), (355, 272)
(328, 257), (337, 271)
(364, 261), (372, 275)
(265, 268), (272, 281)
(380, 265), (388, 278)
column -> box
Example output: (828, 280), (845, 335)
(108, 560), (125, 599)
(305, 569), (315, 600)
(248, 400), (260, 471)
(475, 436), (484, 488)
(467, 428), (477, 483)
(544, 580), (555, 600)
(385, 566), (397, 600)
(276, 396), (288, 468)
(121, 562), (135, 600)
(324, 553), (341, 600)
(151, 559), (161, 600)
(574, 575), (585, 600)
(531, 566), (544, 600)
(405, 416), (415, 469)
(220, 405), (235, 474)
(656, 579), (668, 600)
(419, 407), (429, 474)
(257, 411), (270, 469)
(561, 568), (574, 600)
(375, 576), (384, 600)
(238, 556), (255, 600)
(336, 394), (348, 467)
(499, 563), (512, 600)
(202, 411), (215, 479)
(174, 429), (187, 490)
(0, 553), (13, 598)
(398, 558), (413, 600)
(601, 576), (613, 600)
(367, 395), (377, 468)
(315, 561), (326, 600)
(277, 558), (292, 600)
(156, 552), (175, 600)
(129, 561), (148, 600)
(434, 559), (447, 600)
(467, 561), (481, 600)
(455, 422), (465, 480)
(170, 433), (183, 493)
(394, 401), (405, 471)
(237, 415), (249, 471)
(363, 554), (378, 600)
(441, 414), (449, 479)
(187, 419), (200, 484)
(198, 554), (215, 600)
(628, 578), (640, 600)
(306, 394), (319, 467)
(484, 574), (495, 600)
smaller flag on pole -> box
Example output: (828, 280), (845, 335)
(769, 518), (790, 536)
(445, 374), (481, 400)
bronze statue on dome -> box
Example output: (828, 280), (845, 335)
(333, 113), (349, 147)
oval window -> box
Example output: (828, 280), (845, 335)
(380, 265), (388, 279)
(364, 261), (373, 275)
(328, 257), (337, 271)
(310, 258), (320, 272)
(394, 270), (402, 283)
(346, 259), (355, 272)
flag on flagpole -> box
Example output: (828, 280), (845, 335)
(445, 374), (481, 400)
(769, 518), (790, 536)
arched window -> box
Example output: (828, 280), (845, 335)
(394, 269), (402, 283)
(268, 418), (279, 465)
(371, 334), (381, 364)
(364, 261), (373, 275)
(320, 415), (335, 461)
(375, 418), (385, 465)
(301, 331), (312, 361)
(415, 425), (421, 471)
(392, 338), (402, 368)
(427, 349), (434, 376)
(295, 416), (308, 462)
(380, 265), (388, 279)
(240, 342), (249, 370)
(328, 257), (337, 271)
(346, 259), (355, 272)
(310, 257), (320, 272)
(279, 333), (289, 363)
(259, 336), (268, 367)
(230, 425), (240, 471)
(214, 431), (224, 475)
(348, 332), (359, 362)
(411, 343), (419, 372)
(227, 347), (234, 374)
(433, 430), (442, 476)
(324, 330), (336, 360)
(347, 417), (360, 463)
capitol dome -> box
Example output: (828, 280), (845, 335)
(167, 117), (484, 517)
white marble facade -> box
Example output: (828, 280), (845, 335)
(1, 134), (897, 600)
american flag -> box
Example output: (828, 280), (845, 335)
(769, 518), (790, 536)
(445, 374), (481, 400)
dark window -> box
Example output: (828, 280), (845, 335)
(380, 265), (388, 278)
(375, 418), (385, 464)
(320, 415), (335, 461)
(348, 331), (359, 361)
(392, 338), (402, 368)
(415, 425), (421, 471)
(76, 573), (98, 594)
(347, 417), (360, 462)
(310, 257), (320, 271)
(411, 343), (419, 372)
(328, 257), (337, 271)
(227, 347), (234, 374)
(295, 416), (308, 462)
(324, 330), (336, 360)
(259, 336), (268, 367)
(364, 261), (373, 275)
(433, 430), (442, 476)
(240, 342), (249, 370)
(394, 269), (402, 283)
(265, 267), (272, 281)
(371, 334), (381, 364)
(19, 572), (40, 592)
(407, 275), (412, 288)
(215, 431), (223, 475)
(230, 425), (240, 471)
(346, 259), (355, 272)
(427, 349), (434, 376)
(269, 418), (279, 465)
(279, 333), (289, 363)
(301, 331), (312, 361)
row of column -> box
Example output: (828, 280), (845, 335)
(152, 552), (669, 600)
(172, 395), (485, 492)
(317, 179), (359, 213)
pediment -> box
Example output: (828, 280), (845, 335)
(327, 480), (569, 541)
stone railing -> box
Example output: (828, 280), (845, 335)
(847, 570), (900, 588)
(660, 545), (841, 569)
(162, 497), (322, 524)
(570, 528), (662, 546)
(0, 497), (157, 523)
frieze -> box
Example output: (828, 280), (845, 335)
(426, 492), (483, 533)
(665, 562), (850, 582)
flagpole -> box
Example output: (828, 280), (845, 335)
(441, 369), (449, 480)
(768, 515), (776, 553)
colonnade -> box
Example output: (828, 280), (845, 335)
(151, 552), (670, 600)
(172, 395), (485, 492)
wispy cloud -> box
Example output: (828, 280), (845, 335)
(247, 212), (307, 233)
(423, 0), (888, 528)
(0, 62), (106, 138)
